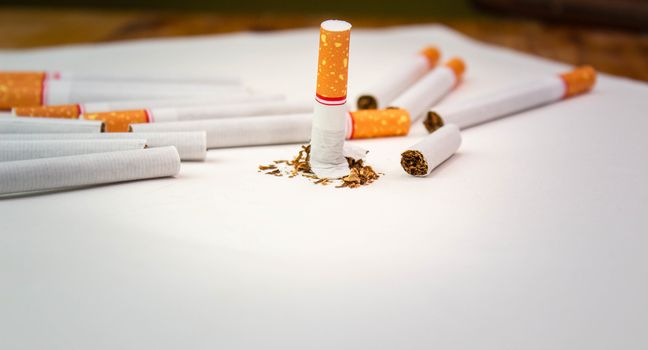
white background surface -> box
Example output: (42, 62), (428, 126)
(1, 25), (647, 349)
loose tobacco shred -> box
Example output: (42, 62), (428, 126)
(259, 144), (380, 188)
(400, 150), (428, 176)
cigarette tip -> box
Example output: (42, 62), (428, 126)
(420, 46), (441, 67)
(561, 65), (597, 97)
(444, 57), (466, 79)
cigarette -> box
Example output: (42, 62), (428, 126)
(356, 46), (440, 109)
(12, 93), (280, 118)
(0, 131), (206, 161)
(346, 108), (411, 139)
(400, 124), (462, 176)
(309, 20), (354, 179)
(390, 57), (465, 122)
(130, 113), (313, 149)
(80, 99), (312, 132)
(0, 139), (147, 162)
(0, 147), (180, 196)
(0, 80), (247, 109)
(0, 117), (104, 133)
(424, 66), (597, 132)
(0, 70), (240, 85)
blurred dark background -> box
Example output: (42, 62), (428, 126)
(0, 0), (646, 80)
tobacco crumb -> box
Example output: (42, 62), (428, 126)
(259, 144), (380, 188)
(357, 95), (378, 110)
(423, 111), (444, 133)
(400, 150), (428, 176)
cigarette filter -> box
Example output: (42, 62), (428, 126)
(0, 146), (181, 195)
(80, 99), (312, 132)
(356, 46), (440, 109)
(12, 93), (278, 118)
(130, 113), (313, 149)
(390, 57), (465, 123)
(401, 124), (461, 177)
(346, 108), (410, 139)
(0, 131), (207, 161)
(0, 117), (104, 133)
(0, 139), (146, 162)
(425, 65), (596, 132)
(309, 20), (354, 179)
(0, 70), (239, 85)
(0, 80), (246, 108)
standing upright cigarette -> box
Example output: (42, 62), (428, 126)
(0, 80), (246, 109)
(356, 46), (440, 109)
(12, 93), (279, 118)
(0, 71), (240, 85)
(81, 99), (312, 132)
(424, 66), (597, 132)
(401, 124), (462, 177)
(0, 131), (207, 161)
(309, 20), (353, 178)
(0, 147), (180, 196)
(0, 139), (147, 162)
(0, 117), (103, 133)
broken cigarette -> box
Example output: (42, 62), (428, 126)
(0, 80), (246, 109)
(0, 146), (181, 195)
(0, 117), (104, 133)
(356, 46), (440, 109)
(12, 93), (280, 118)
(401, 124), (462, 177)
(80, 99), (312, 132)
(0, 139), (147, 162)
(0, 131), (207, 161)
(309, 19), (354, 179)
(424, 66), (597, 132)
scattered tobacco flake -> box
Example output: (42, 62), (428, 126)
(258, 144), (380, 188)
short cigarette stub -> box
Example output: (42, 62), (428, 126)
(83, 110), (150, 132)
(347, 108), (410, 139)
(0, 79), (43, 109)
(14, 104), (81, 118)
(401, 124), (461, 177)
(560, 65), (596, 98)
(316, 20), (352, 104)
(356, 46), (441, 110)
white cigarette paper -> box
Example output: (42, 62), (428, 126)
(0, 139), (146, 162)
(0, 117), (103, 133)
(390, 59), (463, 123)
(149, 99), (312, 122)
(47, 71), (240, 85)
(130, 114), (312, 149)
(401, 124), (461, 176)
(42, 81), (246, 105)
(356, 46), (440, 109)
(0, 147), (181, 195)
(0, 132), (207, 161)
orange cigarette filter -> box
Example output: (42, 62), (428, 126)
(0, 71), (47, 82)
(560, 65), (596, 98)
(316, 23), (351, 102)
(0, 79), (44, 109)
(83, 110), (150, 132)
(420, 46), (441, 68)
(445, 57), (466, 80)
(14, 104), (81, 119)
(348, 108), (411, 139)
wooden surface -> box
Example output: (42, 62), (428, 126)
(0, 7), (646, 81)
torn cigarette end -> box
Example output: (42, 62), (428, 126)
(560, 65), (596, 98)
(14, 104), (81, 118)
(348, 108), (410, 139)
(423, 111), (445, 133)
(83, 110), (150, 132)
(420, 46), (441, 67)
(400, 150), (428, 176)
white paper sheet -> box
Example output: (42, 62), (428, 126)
(0, 25), (646, 350)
